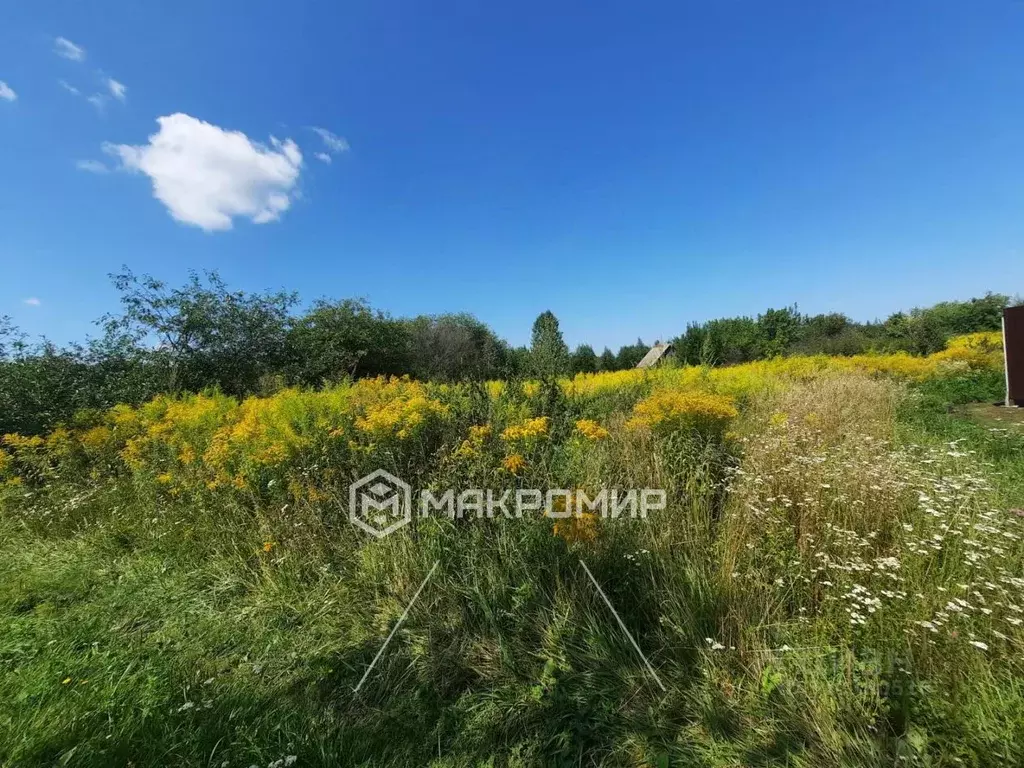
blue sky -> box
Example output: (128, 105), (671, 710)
(1, 0), (1022, 350)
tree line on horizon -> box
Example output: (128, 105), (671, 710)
(0, 268), (1016, 434)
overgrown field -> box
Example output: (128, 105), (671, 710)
(2, 332), (1023, 767)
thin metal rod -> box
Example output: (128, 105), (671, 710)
(354, 560), (440, 693)
(579, 559), (667, 691)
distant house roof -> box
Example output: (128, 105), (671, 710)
(636, 342), (674, 369)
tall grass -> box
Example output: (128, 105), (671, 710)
(1, 336), (1021, 766)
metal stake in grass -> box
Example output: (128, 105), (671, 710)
(353, 559), (440, 693)
(579, 559), (667, 692)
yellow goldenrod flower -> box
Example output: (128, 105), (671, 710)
(501, 416), (550, 441)
(575, 419), (610, 441)
(79, 425), (112, 450)
(352, 380), (448, 440)
(553, 512), (598, 544)
(45, 427), (76, 459)
(2, 434), (44, 450)
(468, 424), (492, 442)
(177, 445), (197, 465)
(627, 391), (737, 437)
(502, 453), (527, 474)
(454, 440), (477, 460)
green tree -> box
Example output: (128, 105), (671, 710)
(921, 293), (1008, 335)
(709, 318), (760, 364)
(599, 347), (617, 371)
(0, 341), (84, 435)
(883, 312), (947, 355)
(406, 313), (507, 381)
(788, 313), (882, 357)
(0, 316), (18, 360)
(757, 306), (801, 358)
(505, 346), (532, 378)
(570, 344), (599, 375)
(102, 268), (297, 396)
(673, 322), (705, 366)
(0, 333), (167, 436)
(757, 307), (802, 360)
(615, 338), (647, 369)
(529, 311), (570, 378)
(699, 330), (719, 367)
(287, 299), (409, 385)
(674, 318), (760, 366)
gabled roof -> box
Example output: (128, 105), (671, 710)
(636, 342), (673, 369)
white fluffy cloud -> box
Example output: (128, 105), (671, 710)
(23, 298), (41, 307)
(311, 127), (349, 154)
(55, 37), (85, 61)
(76, 159), (109, 173)
(104, 113), (304, 232)
(58, 79), (80, 96)
(0, 81), (16, 102)
(107, 78), (126, 101)
(314, 152), (332, 164)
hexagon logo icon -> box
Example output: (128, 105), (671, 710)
(349, 469), (412, 538)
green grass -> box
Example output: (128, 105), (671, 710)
(3, 373), (1024, 766)
(899, 370), (1024, 503)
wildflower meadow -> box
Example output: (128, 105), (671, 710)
(1, 330), (1022, 766)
